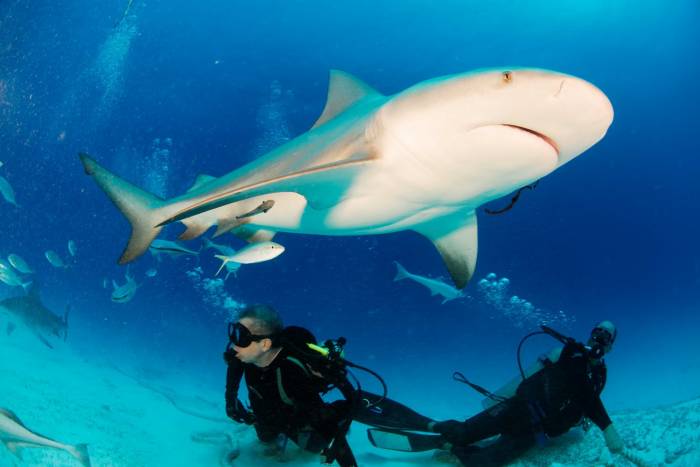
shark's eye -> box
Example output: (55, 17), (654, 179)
(502, 71), (512, 83)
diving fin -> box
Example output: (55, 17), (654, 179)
(354, 392), (435, 432)
(367, 428), (449, 452)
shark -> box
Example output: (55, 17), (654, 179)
(0, 287), (68, 348)
(393, 261), (464, 304)
(0, 407), (91, 466)
(148, 239), (199, 261)
(80, 68), (613, 288)
(110, 269), (139, 303)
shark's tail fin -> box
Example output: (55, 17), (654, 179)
(80, 153), (165, 264)
(67, 443), (91, 467)
(393, 261), (410, 282)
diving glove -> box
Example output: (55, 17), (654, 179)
(227, 398), (255, 425)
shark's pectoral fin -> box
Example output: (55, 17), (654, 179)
(414, 211), (478, 289)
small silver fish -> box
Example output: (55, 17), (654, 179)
(0, 267), (32, 291)
(145, 268), (157, 278)
(68, 240), (77, 257)
(0, 175), (17, 207)
(7, 254), (33, 274)
(214, 241), (285, 275)
(44, 250), (67, 268)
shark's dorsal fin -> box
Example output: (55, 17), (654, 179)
(311, 70), (381, 129)
(186, 174), (216, 193)
(414, 211), (478, 289)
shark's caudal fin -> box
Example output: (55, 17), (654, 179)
(393, 261), (410, 282)
(68, 443), (91, 467)
(414, 211), (478, 289)
(80, 154), (165, 264)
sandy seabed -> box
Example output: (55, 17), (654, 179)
(1, 332), (698, 467)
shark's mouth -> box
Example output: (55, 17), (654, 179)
(501, 124), (560, 156)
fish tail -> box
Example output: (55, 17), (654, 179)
(20, 280), (33, 294)
(80, 153), (166, 264)
(214, 255), (229, 276)
(68, 443), (91, 467)
(393, 261), (409, 282)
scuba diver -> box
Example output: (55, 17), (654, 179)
(362, 321), (648, 466)
(223, 303), (388, 466)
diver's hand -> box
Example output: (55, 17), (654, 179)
(226, 398), (255, 425)
(603, 424), (624, 454)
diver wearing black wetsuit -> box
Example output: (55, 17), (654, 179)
(225, 341), (348, 453)
(433, 325), (616, 466)
(224, 304), (357, 466)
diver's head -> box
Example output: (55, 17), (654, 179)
(588, 320), (617, 358)
(229, 304), (284, 366)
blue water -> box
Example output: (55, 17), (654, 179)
(1, 0), (699, 460)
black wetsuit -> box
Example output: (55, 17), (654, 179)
(224, 328), (357, 465)
(439, 341), (611, 466)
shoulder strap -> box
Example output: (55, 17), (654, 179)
(276, 367), (295, 406)
(285, 356), (311, 378)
